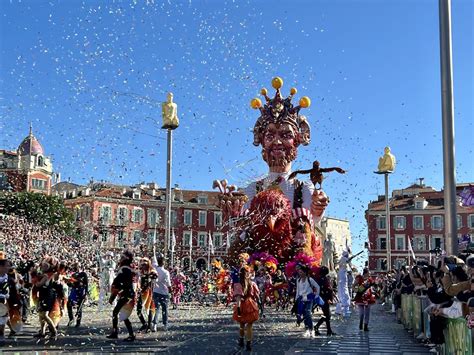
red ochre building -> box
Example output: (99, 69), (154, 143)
(366, 180), (474, 273)
(52, 181), (229, 270)
(0, 127), (58, 195)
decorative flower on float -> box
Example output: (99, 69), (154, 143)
(247, 252), (278, 274)
(285, 252), (320, 278)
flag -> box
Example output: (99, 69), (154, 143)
(208, 231), (214, 255)
(171, 229), (176, 253)
(458, 234), (471, 249)
(226, 232), (231, 251)
(408, 237), (416, 260)
(345, 237), (352, 254)
(189, 231), (193, 254)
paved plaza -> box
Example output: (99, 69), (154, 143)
(2, 303), (431, 354)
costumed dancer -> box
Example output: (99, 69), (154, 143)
(353, 268), (376, 331)
(33, 256), (60, 340)
(335, 251), (352, 317)
(136, 257), (157, 332)
(6, 265), (24, 337)
(233, 265), (260, 351)
(0, 253), (22, 345)
(98, 251), (116, 311)
(106, 250), (136, 341)
(272, 269), (288, 310)
(314, 266), (336, 336)
(66, 263), (88, 328)
(51, 261), (69, 330)
(171, 267), (185, 310)
(18, 260), (34, 324)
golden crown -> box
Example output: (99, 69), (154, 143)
(251, 77), (311, 147)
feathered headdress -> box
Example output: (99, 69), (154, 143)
(285, 252), (320, 278)
(248, 252), (279, 274)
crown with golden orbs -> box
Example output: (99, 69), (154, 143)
(250, 77), (311, 147)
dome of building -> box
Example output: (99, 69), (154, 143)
(18, 132), (44, 156)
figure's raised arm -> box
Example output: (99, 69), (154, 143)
(320, 167), (346, 174)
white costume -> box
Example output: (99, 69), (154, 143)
(98, 253), (116, 310)
(335, 251), (351, 317)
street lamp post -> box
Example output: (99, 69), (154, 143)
(161, 92), (180, 266)
(375, 147), (396, 272)
(439, 0), (458, 256)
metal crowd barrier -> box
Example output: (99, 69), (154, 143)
(401, 294), (413, 330)
(400, 293), (472, 354)
(440, 317), (472, 355)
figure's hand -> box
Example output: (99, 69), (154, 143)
(219, 193), (248, 219)
(311, 189), (329, 218)
(294, 230), (307, 246)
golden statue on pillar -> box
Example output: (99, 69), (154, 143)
(378, 146), (396, 172)
(161, 92), (179, 130)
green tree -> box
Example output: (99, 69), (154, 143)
(0, 191), (76, 235)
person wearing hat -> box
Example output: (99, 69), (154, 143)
(151, 247), (171, 332)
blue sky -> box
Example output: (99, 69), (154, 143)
(1, 0), (473, 264)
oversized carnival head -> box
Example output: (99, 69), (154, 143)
(251, 77), (312, 169)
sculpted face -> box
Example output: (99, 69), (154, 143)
(262, 123), (298, 170)
(167, 92), (174, 103)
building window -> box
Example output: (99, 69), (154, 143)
(377, 258), (387, 271)
(456, 215), (462, 229)
(198, 195), (208, 204)
(431, 235), (443, 249)
(376, 216), (386, 230)
(148, 209), (158, 227)
(213, 233), (222, 248)
(377, 236), (386, 250)
(133, 191), (141, 199)
(32, 178), (47, 190)
(117, 207), (128, 225)
(133, 230), (141, 246)
(395, 235), (405, 250)
(147, 231), (155, 246)
(394, 216), (406, 230)
(82, 205), (91, 221)
(413, 216), (423, 230)
(101, 230), (108, 242)
(412, 235), (426, 251)
(415, 201), (424, 210)
(198, 232), (207, 247)
(394, 258), (407, 270)
(132, 208), (143, 223)
(37, 156), (44, 167)
(431, 215), (444, 230)
(199, 211), (207, 226)
(183, 231), (192, 246)
(100, 205), (112, 223)
(469, 215), (474, 229)
(184, 210), (192, 225)
(214, 212), (222, 227)
(170, 210), (177, 227)
(117, 231), (126, 247)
